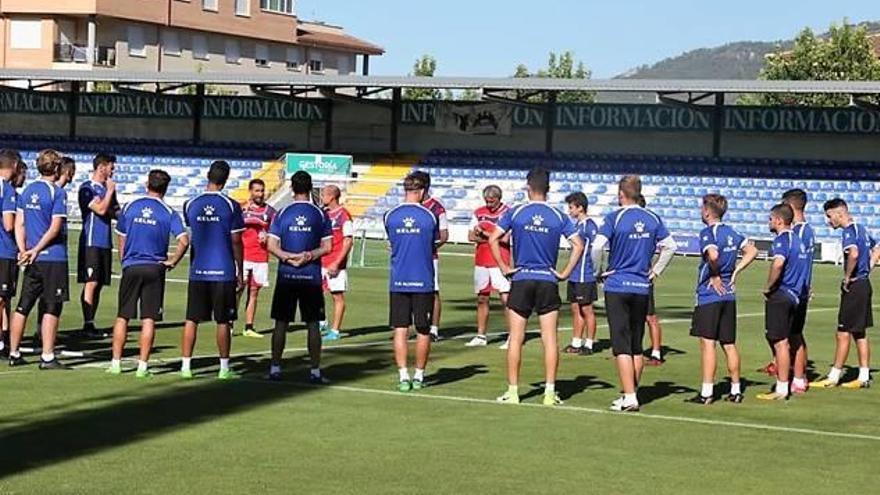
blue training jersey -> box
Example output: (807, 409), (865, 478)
(569, 218), (598, 284)
(116, 196), (187, 269)
(496, 202), (578, 283)
(841, 222), (876, 281)
(17, 178), (67, 262)
(384, 203), (438, 293)
(793, 222), (815, 296)
(769, 229), (809, 304)
(268, 201), (332, 285)
(78, 180), (117, 249)
(599, 206), (671, 295)
(0, 179), (18, 260)
(184, 191), (245, 282)
(695, 222), (747, 306)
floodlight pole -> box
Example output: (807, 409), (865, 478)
(544, 91), (557, 153)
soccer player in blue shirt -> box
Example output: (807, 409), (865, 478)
(266, 171), (332, 382)
(0, 150), (20, 358)
(813, 199), (880, 389)
(107, 170), (189, 377)
(687, 194), (758, 405)
(385, 172), (439, 391)
(757, 203), (810, 401)
(563, 192), (599, 355)
(77, 153), (119, 339)
(489, 168), (584, 406)
(591, 175), (677, 412)
(7, 150), (69, 369)
(181, 161), (245, 380)
(782, 189), (814, 394)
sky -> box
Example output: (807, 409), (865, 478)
(297, 0), (880, 78)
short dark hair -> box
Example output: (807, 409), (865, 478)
(619, 175), (642, 201)
(147, 169), (171, 195)
(782, 188), (807, 211)
(59, 157), (76, 176)
(482, 184), (502, 199)
(0, 149), (19, 170)
(410, 170), (431, 190)
(526, 167), (550, 195)
(248, 178), (266, 190)
(823, 198), (848, 212)
(702, 193), (728, 218)
(207, 160), (231, 186)
(36, 149), (62, 177)
(770, 203), (794, 225)
(403, 173), (427, 191)
(565, 192), (588, 210)
(93, 153), (116, 170)
(291, 170), (313, 194)
(637, 194), (646, 208)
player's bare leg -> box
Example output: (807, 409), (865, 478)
(566, 303), (584, 353)
(539, 310), (561, 405)
(179, 320), (198, 377)
(647, 315), (663, 364)
(331, 292), (346, 333)
(497, 310), (527, 403)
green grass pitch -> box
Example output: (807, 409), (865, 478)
(0, 237), (877, 494)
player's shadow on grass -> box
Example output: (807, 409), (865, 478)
(0, 350), (390, 479)
(519, 376), (615, 402)
(639, 381), (697, 406)
(427, 364), (488, 387)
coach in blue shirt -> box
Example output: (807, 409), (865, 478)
(489, 168), (584, 407)
(181, 160), (245, 380)
(108, 169), (189, 377)
(591, 175), (677, 412)
(266, 171), (332, 383)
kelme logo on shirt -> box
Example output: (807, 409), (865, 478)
(197, 205), (221, 223)
(628, 221), (651, 239)
(134, 206), (157, 226)
(26, 193), (40, 211)
(396, 217), (421, 234)
(290, 215), (312, 232)
(524, 214), (549, 234)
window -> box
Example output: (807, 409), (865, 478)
(225, 40), (240, 64)
(235, 0), (250, 16)
(202, 0), (218, 11)
(260, 0), (295, 15)
(127, 25), (146, 57)
(255, 43), (269, 68)
(192, 34), (208, 60)
(308, 59), (324, 73)
(10, 19), (42, 49)
(163, 30), (180, 56)
(286, 47), (302, 71)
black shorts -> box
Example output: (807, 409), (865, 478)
(186, 281), (237, 324)
(647, 285), (656, 316)
(690, 301), (737, 344)
(271, 282), (325, 323)
(0, 258), (19, 299)
(791, 297), (809, 335)
(605, 291), (649, 356)
(765, 291), (796, 342)
(838, 279), (873, 335)
(389, 292), (433, 333)
(16, 261), (69, 316)
(117, 264), (166, 321)
(507, 280), (561, 319)
(567, 281), (598, 305)
(77, 246), (112, 285)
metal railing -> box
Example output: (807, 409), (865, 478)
(53, 44), (116, 67)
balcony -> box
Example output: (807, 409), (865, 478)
(53, 43), (116, 67)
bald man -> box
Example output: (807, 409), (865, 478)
(320, 185), (354, 341)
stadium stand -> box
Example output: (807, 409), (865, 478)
(358, 149), (880, 241)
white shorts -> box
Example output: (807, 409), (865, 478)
(322, 268), (349, 293)
(433, 259), (440, 292)
(474, 266), (511, 295)
(244, 261), (270, 288)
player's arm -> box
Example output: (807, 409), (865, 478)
(552, 233), (584, 281)
(2, 210), (13, 234)
(487, 226), (514, 275)
(436, 211), (449, 249)
(88, 180), (117, 216)
(164, 233), (190, 270)
(763, 256), (785, 298)
(232, 231), (244, 287)
(870, 245), (880, 271)
(730, 241), (759, 286)
(117, 233), (126, 264)
(22, 216), (64, 266)
(14, 209), (26, 258)
(703, 246), (726, 295)
(267, 236), (298, 265)
(591, 235), (609, 279)
(305, 237), (332, 265)
(842, 244), (859, 292)
(650, 235), (677, 280)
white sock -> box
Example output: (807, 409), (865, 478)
(137, 360), (148, 373)
(859, 367), (871, 382)
(651, 349), (662, 360)
(776, 381), (789, 397)
(571, 337), (584, 348)
(10, 350), (20, 358)
(219, 358), (230, 372)
(319, 320), (327, 327)
(730, 382), (742, 395)
(828, 367), (842, 383)
(584, 338), (594, 350)
(310, 367), (321, 378)
(545, 382), (556, 395)
(181, 357), (192, 372)
(430, 325), (439, 335)
(413, 368), (425, 381)
(41, 352), (55, 362)
(0, 340), (5, 351)
(398, 367), (410, 382)
(110, 358), (121, 369)
(623, 393), (638, 406)
(793, 377), (806, 388)
(270, 364), (281, 375)
(701, 382), (713, 398)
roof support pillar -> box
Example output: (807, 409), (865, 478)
(68, 81), (79, 139)
(390, 87), (401, 154)
(544, 91), (557, 154)
(712, 92), (723, 158)
(324, 91), (334, 150)
(192, 83), (205, 144)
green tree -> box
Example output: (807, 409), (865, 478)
(404, 55), (442, 100)
(513, 51), (595, 103)
(747, 20), (880, 106)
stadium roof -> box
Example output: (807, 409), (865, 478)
(1, 69), (880, 94)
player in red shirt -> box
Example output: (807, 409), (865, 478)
(239, 179), (276, 338)
(320, 185), (354, 341)
(466, 185), (512, 347)
(411, 171), (449, 342)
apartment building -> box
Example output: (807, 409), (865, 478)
(0, 0), (383, 77)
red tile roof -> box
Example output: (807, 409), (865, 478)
(296, 27), (384, 56)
